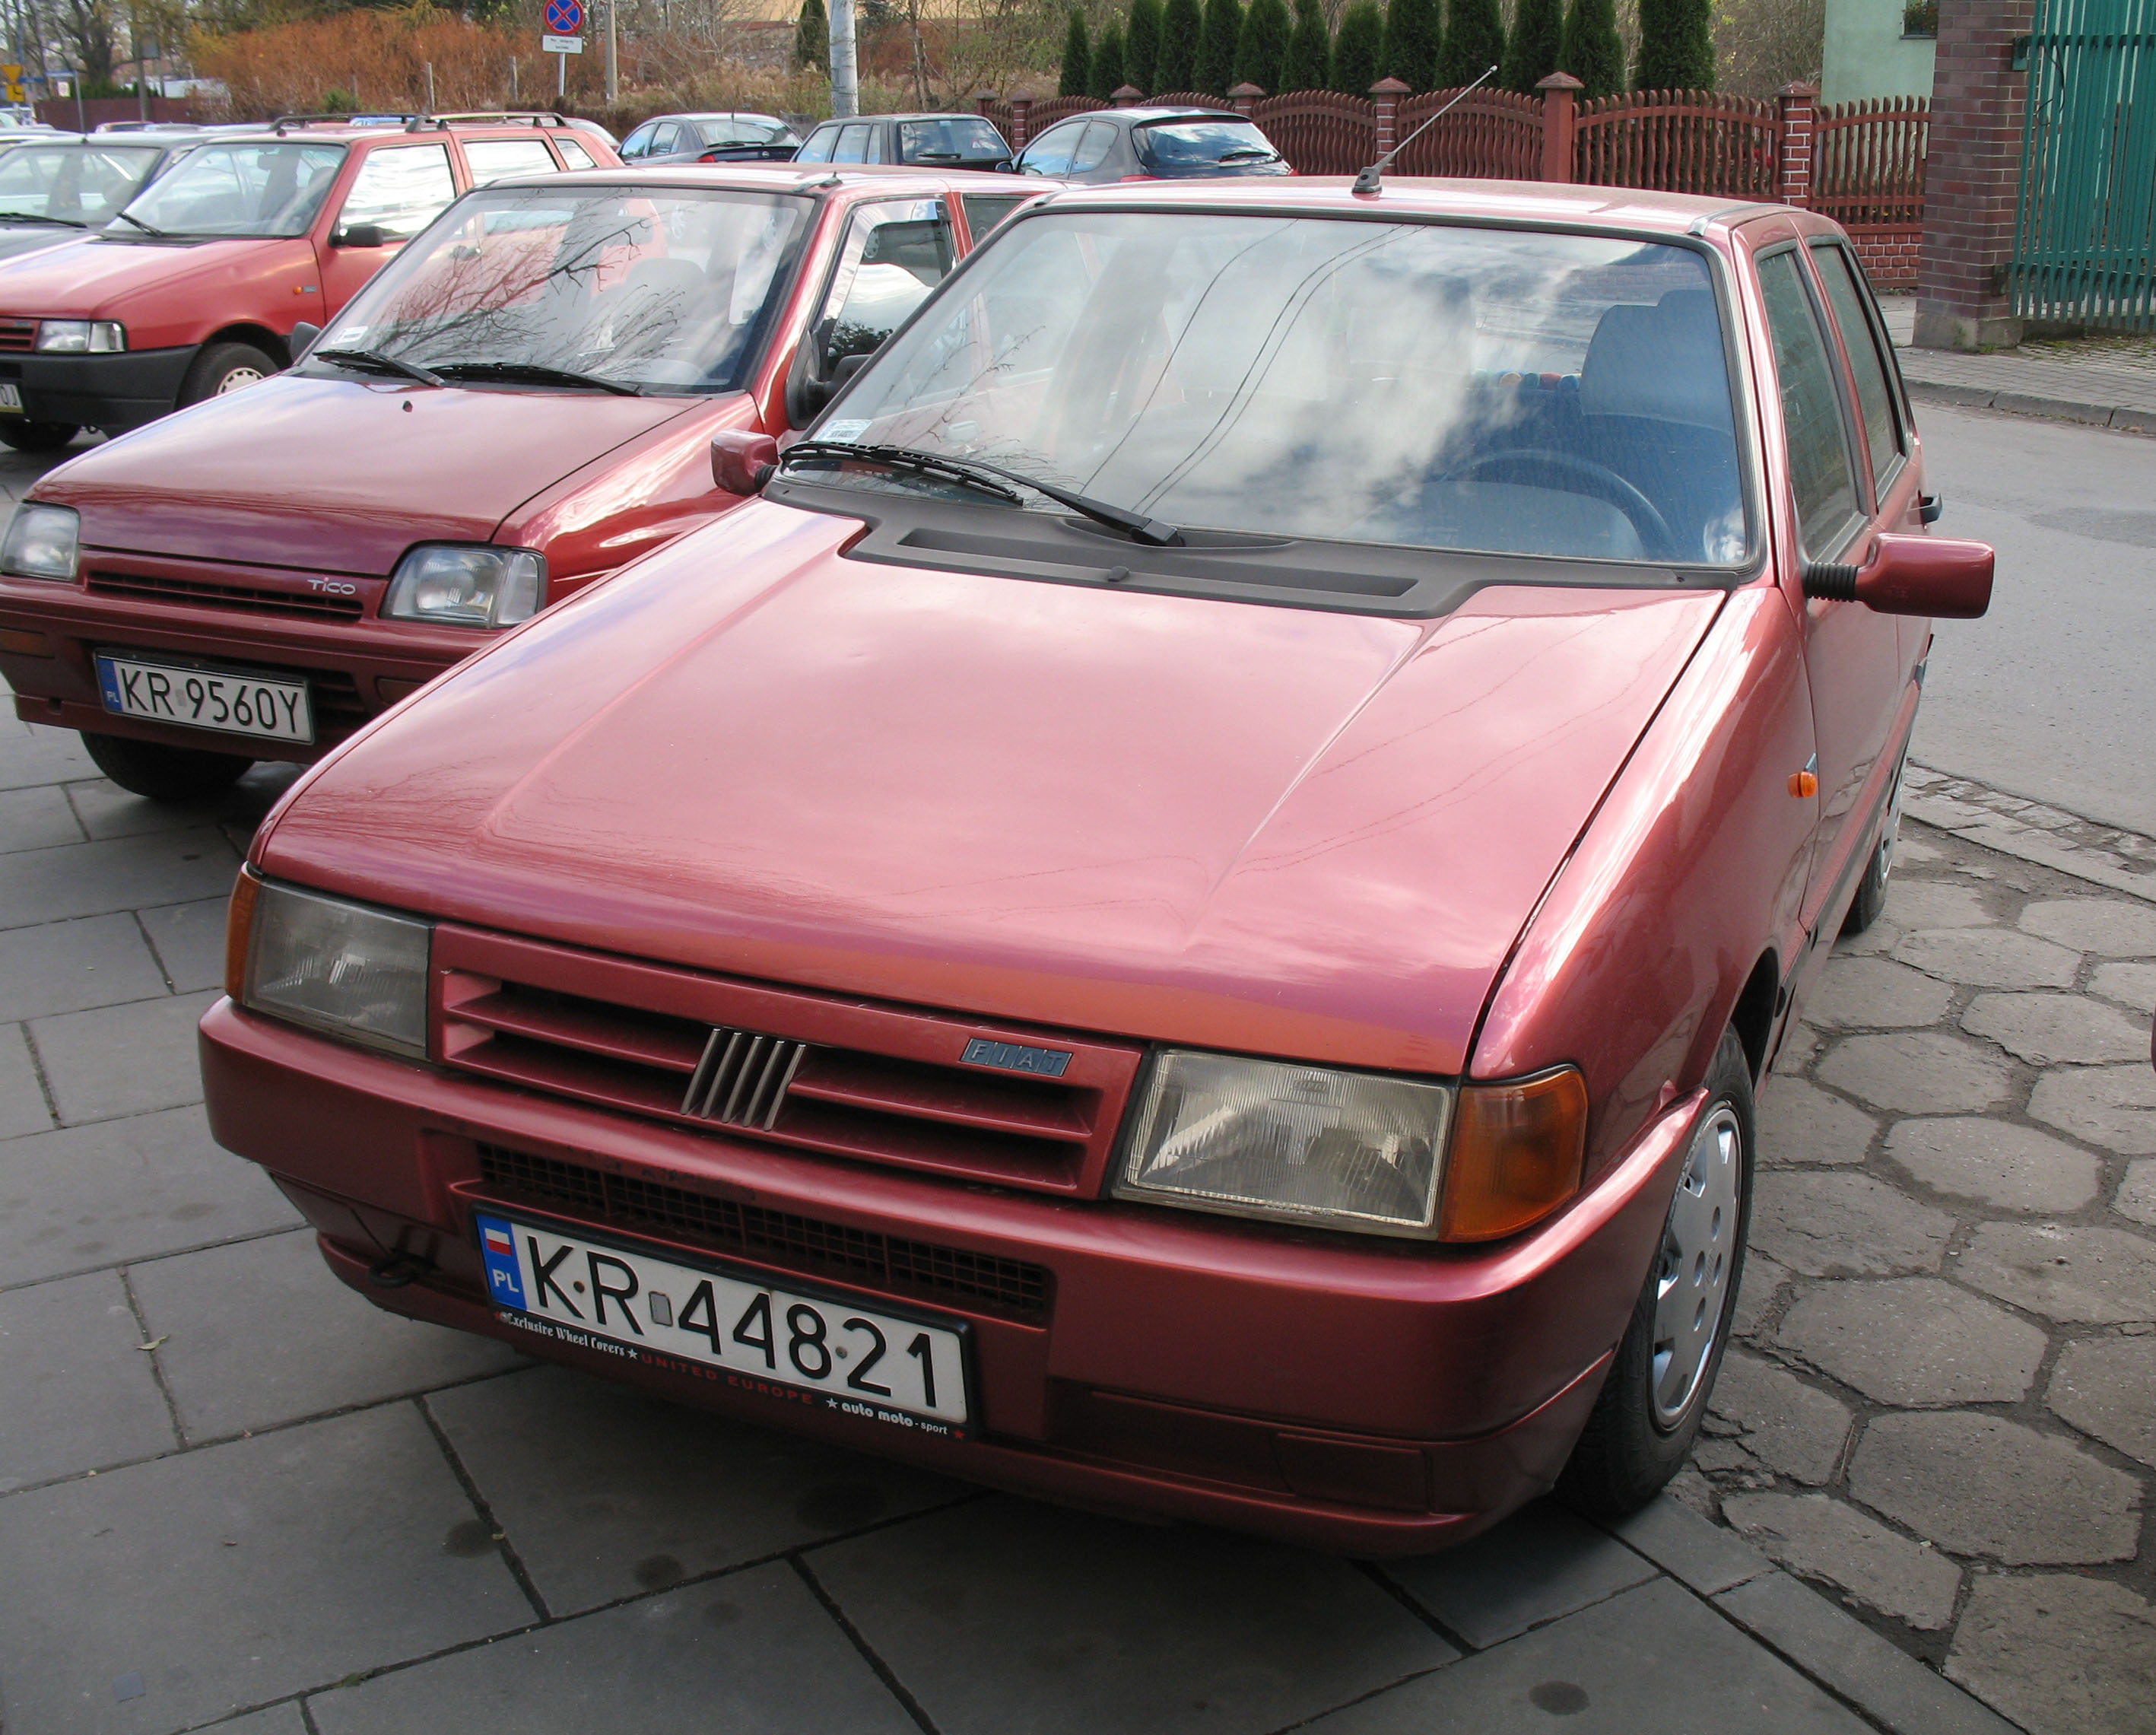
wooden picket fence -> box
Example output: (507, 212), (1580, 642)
(977, 79), (1930, 288)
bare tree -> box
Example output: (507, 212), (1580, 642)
(1714, 0), (1822, 97)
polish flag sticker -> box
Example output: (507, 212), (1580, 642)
(483, 1225), (515, 1258)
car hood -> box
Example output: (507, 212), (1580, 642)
(260, 503), (1725, 1074)
(0, 224), (89, 262)
(40, 375), (706, 574)
(0, 231), (268, 313)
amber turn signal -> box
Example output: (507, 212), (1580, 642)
(1788, 770), (1818, 799)
(224, 867), (261, 1002)
(0, 628), (52, 656)
(1437, 1067), (1589, 1241)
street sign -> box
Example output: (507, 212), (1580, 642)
(544, 0), (583, 33)
(541, 34), (584, 53)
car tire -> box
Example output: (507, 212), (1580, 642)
(1840, 750), (1907, 936)
(83, 732), (252, 802)
(0, 420), (81, 453)
(179, 342), (279, 407)
(1557, 1025), (1754, 1518)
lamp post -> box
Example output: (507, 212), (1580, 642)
(605, 0), (618, 106)
(830, 0), (858, 118)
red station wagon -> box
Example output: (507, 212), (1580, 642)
(198, 180), (1992, 1552)
(0, 113), (613, 452)
(0, 164), (1037, 799)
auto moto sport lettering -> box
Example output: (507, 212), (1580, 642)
(478, 1218), (966, 1439)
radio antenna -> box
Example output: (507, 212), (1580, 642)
(1352, 65), (1500, 196)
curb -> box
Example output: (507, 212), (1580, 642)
(1904, 761), (2156, 905)
(1901, 375), (2156, 434)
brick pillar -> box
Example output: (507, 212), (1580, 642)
(1370, 76), (1408, 157)
(1113, 84), (1145, 108)
(1229, 82), (1264, 116)
(1777, 81), (1818, 207)
(1914, 0), (2034, 351)
(1008, 94), (1033, 148)
(1536, 71), (1582, 183)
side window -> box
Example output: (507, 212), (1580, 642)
(1758, 250), (1862, 557)
(1811, 242), (1904, 493)
(1068, 122), (1116, 174)
(463, 139), (561, 184)
(803, 198), (955, 399)
(960, 193), (1027, 243)
(619, 124), (656, 159)
(554, 133), (597, 170)
(335, 144), (455, 243)
(646, 123), (681, 157)
(794, 126), (837, 163)
(1018, 122), (1087, 176)
(831, 124), (875, 164)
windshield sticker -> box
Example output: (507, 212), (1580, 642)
(821, 420), (870, 444)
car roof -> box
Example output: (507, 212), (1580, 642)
(810, 112), (996, 127)
(494, 162), (1030, 196)
(659, 111), (787, 125)
(21, 130), (205, 146)
(1031, 173), (1777, 234)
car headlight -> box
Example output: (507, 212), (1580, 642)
(230, 873), (430, 1058)
(1, 502), (79, 580)
(383, 544), (545, 628)
(1114, 1049), (1588, 1241)
(35, 319), (125, 352)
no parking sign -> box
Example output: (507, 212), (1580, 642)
(542, 0), (584, 53)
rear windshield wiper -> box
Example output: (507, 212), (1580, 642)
(0, 212), (89, 227)
(780, 440), (1183, 547)
(313, 348), (444, 387)
(1215, 148), (1281, 164)
(430, 360), (640, 396)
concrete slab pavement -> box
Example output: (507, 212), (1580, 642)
(1878, 297), (2156, 434)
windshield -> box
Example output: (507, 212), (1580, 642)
(118, 141), (344, 237)
(697, 117), (789, 146)
(313, 185), (811, 395)
(814, 212), (1749, 566)
(0, 145), (160, 223)
(1135, 119), (1279, 170)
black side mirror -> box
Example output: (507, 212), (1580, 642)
(290, 320), (322, 357)
(994, 159), (1017, 173)
(830, 351), (869, 390)
(332, 223), (389, 249)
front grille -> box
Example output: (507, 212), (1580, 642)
(437, 926), (1142, 1197)
(476, 1143), (1052, 1320)
(0, 319), (36, 353)
(87, 569), (366, 622)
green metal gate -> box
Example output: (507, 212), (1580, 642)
(2013, 0), (2156, 330)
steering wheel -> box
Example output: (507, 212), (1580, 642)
(1438, 449), (1677, 559)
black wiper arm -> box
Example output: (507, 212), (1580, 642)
(0, 212), (89, 227)
(431, 360), (640, 396)
(110, 211), (164, 237)
(780, 440), (1183, 547)
(1215, 148), (1280, 162)
(313, 348), (444, 387)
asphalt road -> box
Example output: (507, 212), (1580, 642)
(1908, 401), (2156, 834)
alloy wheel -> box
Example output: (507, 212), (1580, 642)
(1651, 1104), (1743, 1428)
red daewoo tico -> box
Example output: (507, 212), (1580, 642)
(0, 162), (1034, 799)
(199, 179), (1992, 1552)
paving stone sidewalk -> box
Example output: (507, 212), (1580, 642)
(1875, 297), (2156, 435)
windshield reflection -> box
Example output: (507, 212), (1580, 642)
(818, 213), (1750, 566)
(314, 187), (809, 395)
(118, 142), (343, 237)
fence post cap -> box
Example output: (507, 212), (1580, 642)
(1113, 84), (1145, 103)
(971, 89), (998, 103)
(1229, 82), (1267, 98)
(1368, 77), (1412, 95)
(1535, 71), (1585, 91)
(1777, 80), (1820, 98)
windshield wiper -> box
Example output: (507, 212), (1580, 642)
(430, 360), (640, 396)
(110, 211), (166, 237)
(780, 440), (1183, 547)
(0, 212), (89, 227)
(313, 348), (443, 387)
(1215, 148), (1281, 164)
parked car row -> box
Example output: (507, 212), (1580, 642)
(0, 144), (1994, 1555)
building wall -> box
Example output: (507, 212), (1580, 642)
(1824, 0), (1938, 102)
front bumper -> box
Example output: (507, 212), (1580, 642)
(0, 568), (486, 762)
(0, 347), (195, 431)
(200, 997), (1697, 1553)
